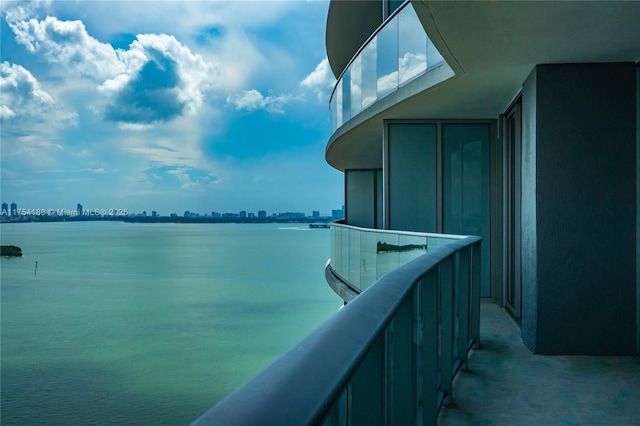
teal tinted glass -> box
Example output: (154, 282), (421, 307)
(442, 124), (490, 296)
(388, 123), (437, 232)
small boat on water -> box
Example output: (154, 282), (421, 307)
(309, 223), (330, 229)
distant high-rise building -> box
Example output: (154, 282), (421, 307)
(331, 209), (344, 220)
(77, 203), (83, 216)
(312, 211), (320, 218)
(258, 210), (267, 219)
(10, 202), (17, 216)
(248, 212), (255, 219)
(152, 211), (157, 218)
(1, 202), (8, 216)
(239, 211), (247, 219)
(211, 212), (221, 218)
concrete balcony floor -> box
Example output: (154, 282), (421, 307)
(439, 301), (640, 425)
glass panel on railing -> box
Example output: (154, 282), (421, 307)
(340, 226), (351, 283)
(360, 230), (378, 290)
(361, 39), (377, 109)
(398, 5), (427, 85)
(330, 92), (337, 132)
(376, 17), (398, 99)
(350, 56), (362, 117)
(376, 233), (400, 282)
(427, 236), (453, 251)
(397, 234), (428, 265)
(342, 68), (351, 123)
(427, 37), (444, 69)
(349, 227), (362, 291)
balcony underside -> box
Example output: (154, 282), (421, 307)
(439, 302), (640, 425)
(326, 1), (640, 171)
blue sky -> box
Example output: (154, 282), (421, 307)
(1, 0), (342, 217)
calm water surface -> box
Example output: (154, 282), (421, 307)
(1, 221), (340, 425)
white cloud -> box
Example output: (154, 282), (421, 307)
(226, 89), (297, 114)
(0, 61), (77, 125)
(300, 57), (336, 102)
(5, 7), (220, 125)
(5, 10), (124, 81)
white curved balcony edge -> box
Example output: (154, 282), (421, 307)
(329, 1), (452, 133)
(331, 220), (469, 293)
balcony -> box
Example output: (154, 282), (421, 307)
(440, 302), (640, 424)
(193, 232), (482, 425)
(329, 2), (450, 133)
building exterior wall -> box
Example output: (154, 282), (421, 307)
(521, 68), (538, 352)
(521, 63), (637, 355)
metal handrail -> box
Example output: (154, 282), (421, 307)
(192, 235), (481, 425)
(332, 219), (469, 240)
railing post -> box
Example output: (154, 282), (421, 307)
(439, 257), (454, 406)
(470, 242), (481, 348)
(349, 334), (386, 426)
(457, 248), (471, 370)
(420, 271), (438, 426)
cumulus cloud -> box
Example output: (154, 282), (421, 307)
(300, 57), (336, 103)
(102, 34), (219, 124)
(0, 61), (77, 124)
(5, 6), (220, 125)
(5, 8), (124, 81)
(226, 89), (297, 114)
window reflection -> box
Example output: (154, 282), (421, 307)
(330, 2), (449, 132)
(361, 40), (377, 109)
(350, 56), (362, 117)
(342, 69), (351, 123)
(376, 18), (398, 99)
(398, 6), (427, 85)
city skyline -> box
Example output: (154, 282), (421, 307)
(0, 1), (344, 215)
(1, 199), (345, 219)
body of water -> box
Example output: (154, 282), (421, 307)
(1, 221), (340, 425)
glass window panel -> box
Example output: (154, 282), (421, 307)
(442, 124), (490, 297)
(346, 170), (375, 229)
(387, 0), (405, 16)
(375, 170), (384, 229)
(427, 37), (444, 69)
(330, 91), (337, 131)
(388, 123), (438, 232)
(361, 39), (377, 109)
(398, 6), (427, 85)
(341, 68), (351, 123)
(376, 19), (398, 99)
(335, 79), (343, 128)
(350, 56), (362, 117)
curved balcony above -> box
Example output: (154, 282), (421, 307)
(328, 2), (451, 135)
(325, 0), (382, 79)
(325, 0), (640, 172)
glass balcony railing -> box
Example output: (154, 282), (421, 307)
(330, 221), (468, 293)
(329, 2), (447, 132)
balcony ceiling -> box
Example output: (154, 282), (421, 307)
(326, 0), (640, 171)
